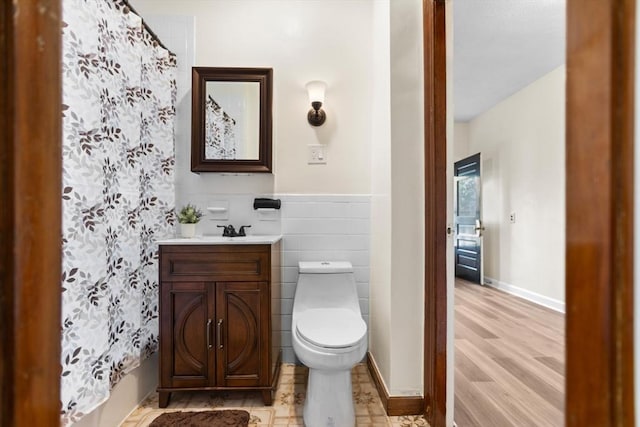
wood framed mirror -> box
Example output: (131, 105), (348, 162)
(191, 67), (273, 173)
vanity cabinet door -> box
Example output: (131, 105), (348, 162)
(159, 281), (215, 390)
(215, 281), (269, 387)
(158, 243), (280, 408)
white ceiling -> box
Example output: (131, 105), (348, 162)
(453, 0), (566, 122)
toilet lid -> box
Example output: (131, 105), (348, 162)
(296, 308), (367, 349)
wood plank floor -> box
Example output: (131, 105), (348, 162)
(454, 279), (565, 427)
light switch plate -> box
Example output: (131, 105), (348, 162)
(307, 144), (327, 164)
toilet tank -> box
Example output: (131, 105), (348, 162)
(293, 261), (361, 314)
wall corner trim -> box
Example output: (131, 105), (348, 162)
(366, 352), (425, 416)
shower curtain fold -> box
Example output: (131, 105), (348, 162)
(60, 1), (176, 425)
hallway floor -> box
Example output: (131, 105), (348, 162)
(454, 279), (565, 426)
(121, 364), (429, 427)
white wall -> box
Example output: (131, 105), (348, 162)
(368, 0), (393, 394)
(388, 0), (425, 395)
(131, 0), (374, 196)
(368, 0), (424, 397)
(453, 122), (470, 162)
(464, 65), (566, 307)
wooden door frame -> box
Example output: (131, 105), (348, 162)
(424, 0), (636, 426)
(565, 0), (635, 425)
(0, 0), (62, 426)
(423, 0), (448, 425)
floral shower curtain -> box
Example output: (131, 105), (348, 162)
(60, 0), (176, 424)
(205, 96), (238, 159)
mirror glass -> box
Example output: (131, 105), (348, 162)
(191, 67), (272, 173)
(204, 81), (260, 160)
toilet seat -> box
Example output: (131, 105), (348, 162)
(296, 308), (367, 349)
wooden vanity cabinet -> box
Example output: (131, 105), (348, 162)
(157, 243), (281, 408)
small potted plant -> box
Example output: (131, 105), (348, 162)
(177, 204), (203, 238)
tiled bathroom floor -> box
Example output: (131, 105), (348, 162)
(121, 364), (429, 427)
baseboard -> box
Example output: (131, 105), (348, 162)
(366, 352), (424, 416)
(483, 277), (565, 313)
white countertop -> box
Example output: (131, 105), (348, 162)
(156, 234), (282, 245)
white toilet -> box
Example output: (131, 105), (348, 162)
(291, 261), (368, 427)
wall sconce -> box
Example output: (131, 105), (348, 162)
(306, 80), (327, 126)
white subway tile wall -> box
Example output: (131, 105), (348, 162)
(167, 192), (371, 364)
(276, 194), (371, 363)
(173, 193), (281, 236)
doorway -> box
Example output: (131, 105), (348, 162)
(422, 1), (635, 426)
(451, 2), (567, 424)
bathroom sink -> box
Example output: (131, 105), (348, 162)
(156, 234), (282, 245)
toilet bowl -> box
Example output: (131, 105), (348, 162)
(291, 261), (368, 427)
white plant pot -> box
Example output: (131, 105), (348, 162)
(179, 223), (196, 238)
